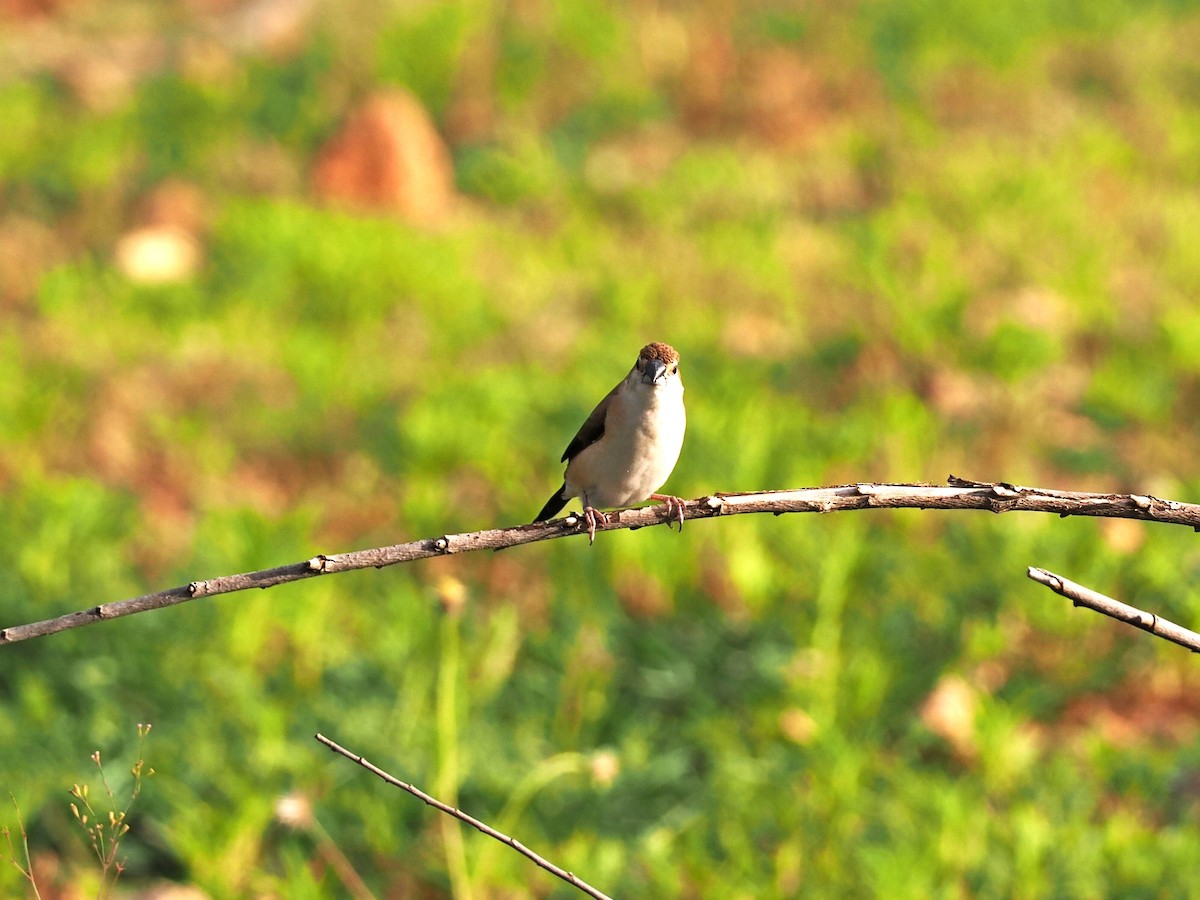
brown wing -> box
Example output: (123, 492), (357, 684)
(561, 378), (623, 462)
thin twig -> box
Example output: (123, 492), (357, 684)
(1026, 567), (1200, 652)
(4, 478), (1199, 645)
(314, 733), (614, 900)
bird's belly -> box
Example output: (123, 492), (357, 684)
(565, 410), (685, 508)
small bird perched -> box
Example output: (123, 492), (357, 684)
(534, 342), (687, 543)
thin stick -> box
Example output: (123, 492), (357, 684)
(5, 478), (1199, 645)
(313, 733), (614, 900)
(1026, 567), (1200, 653)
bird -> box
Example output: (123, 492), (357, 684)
(534, 341), (687, 544)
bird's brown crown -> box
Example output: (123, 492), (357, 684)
(639, 342), (680, 366)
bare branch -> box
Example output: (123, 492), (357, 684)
(1026, 567), (1200, 653)
(314, 733), (614, 900)
(4, 478), (1199, 646)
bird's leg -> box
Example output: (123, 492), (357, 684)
(650, 493), (685, 531)
(581, 494), (605, 545)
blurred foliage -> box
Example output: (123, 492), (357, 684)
(3, 0), (1200, 896)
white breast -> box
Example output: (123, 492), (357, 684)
(564, 375), (686, 509)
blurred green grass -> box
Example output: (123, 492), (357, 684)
(3, 0), (1200, 895)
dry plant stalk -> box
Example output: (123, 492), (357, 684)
(68, 723), (154, 897)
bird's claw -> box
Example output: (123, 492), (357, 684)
(583, 506), (606, 545)
(650, 493), (685, 531)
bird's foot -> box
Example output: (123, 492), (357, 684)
(650, 493), (685, 531)
(582, 506), (607, 545)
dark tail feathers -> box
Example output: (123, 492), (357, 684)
(534, 484), (568, 523)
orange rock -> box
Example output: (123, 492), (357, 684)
(0, 0), (64, 20)
(312, 90), (455, 224)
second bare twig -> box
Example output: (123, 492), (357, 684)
(314, 733), (614, 900)
(1027, 567), (1200, 653)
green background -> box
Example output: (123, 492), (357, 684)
(3, 0), (1200, 895)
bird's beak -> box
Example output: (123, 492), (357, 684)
(642, 359), (668, 384)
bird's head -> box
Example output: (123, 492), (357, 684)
(635, 342), (681, 386)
